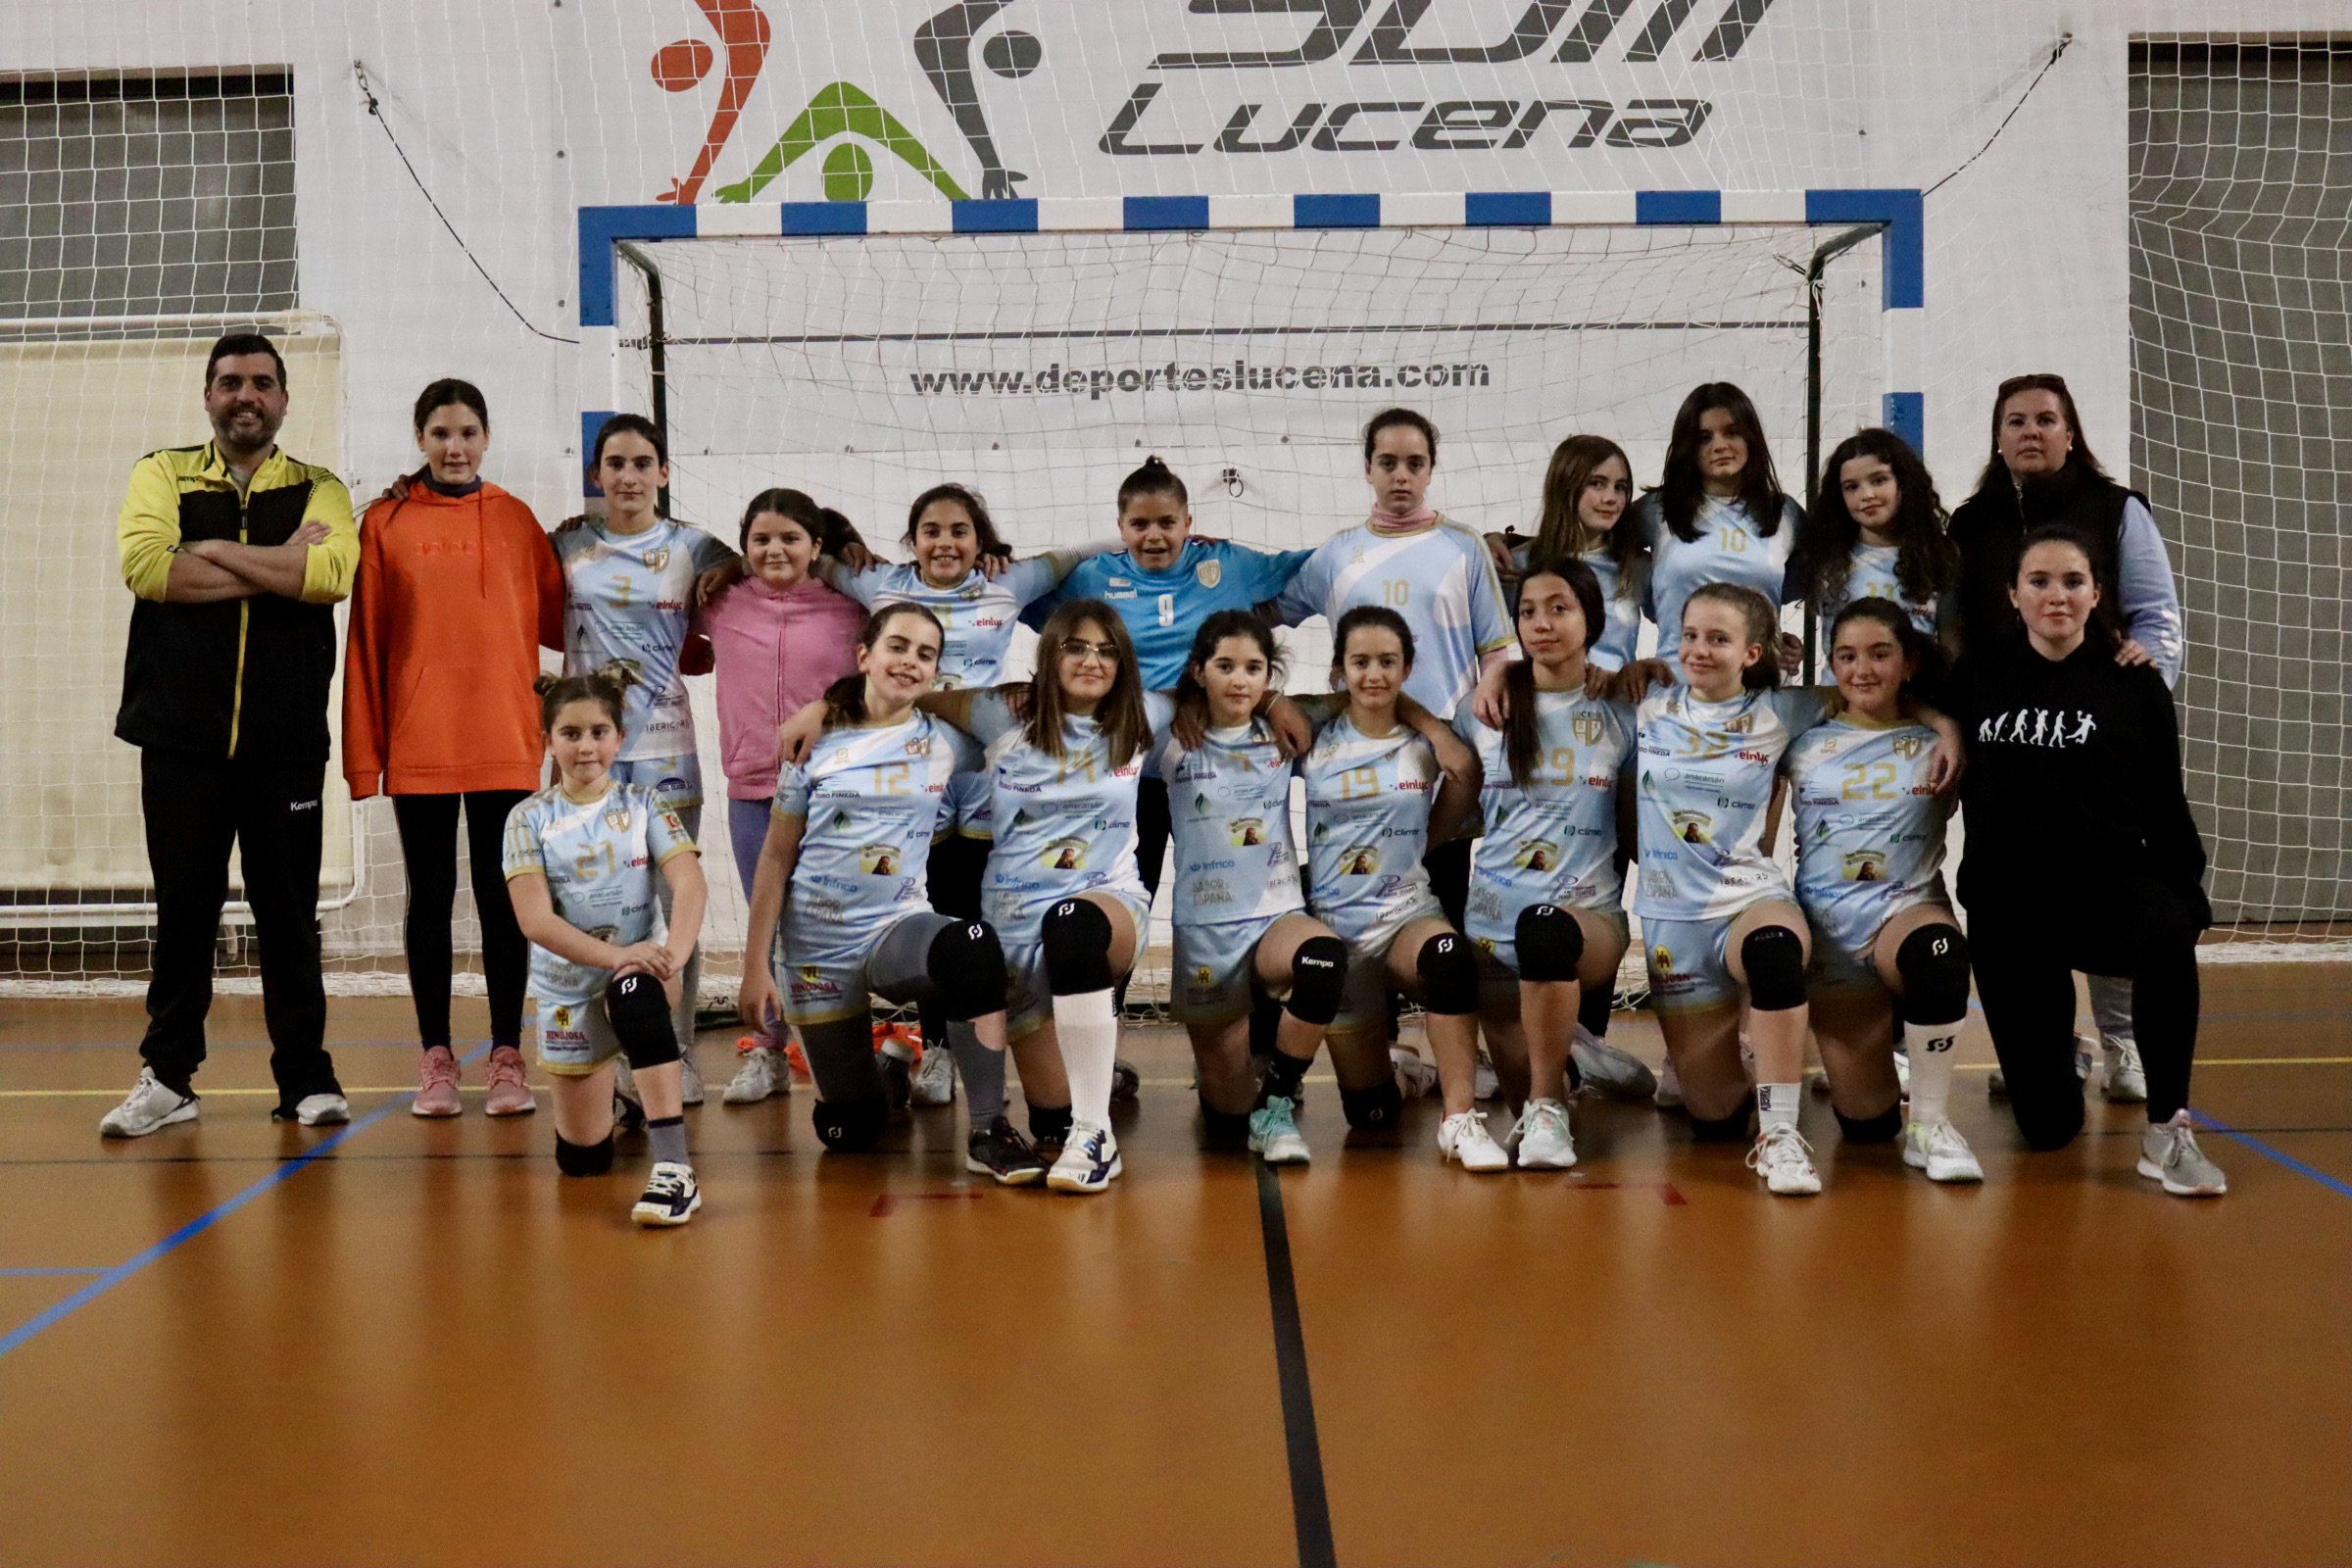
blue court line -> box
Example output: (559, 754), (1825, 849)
(0, 1046), (481, 1360)
(2190, 1111), (2352, 1200)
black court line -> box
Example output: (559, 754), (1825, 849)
(1254, 1161), (1338, 1568)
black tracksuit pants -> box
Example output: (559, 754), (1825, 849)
(1968, 874), (2199, 1150)
(138, 749), (339, 1107)
(391, 791), (530, 1049)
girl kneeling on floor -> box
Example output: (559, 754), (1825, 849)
(503, 673), (710, 1226)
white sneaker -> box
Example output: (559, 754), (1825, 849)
(293, 1093), (350, 1127)
(1901, 1117), (1984, 1183)
(1472, 1048), (1499, 1102)
(98, 1067), (199, 1139)
(1047, 1120), (1121, 1194)
(1806, 1067), (1833, 1099)
(2101, 1036), (2148, 1104)
(909, 1044), (956, 1106)
(2137, 1111), (2227, 1197)
(1654, 1052), (1685, 1109)
(1249, 1096), (1310, 1166)
(678, 1044), (705, 1106)
(722, 1044), (787, 1104)
(1438, 1109), (1509, 1172)
(1390, 1047), (1440, 1099)
(1569, 1026), (1656, 1101)
(631, 1161), (703, 1226)
(1514, 1098), (1577, 1169)
(1746, 1123), (1822, 1195)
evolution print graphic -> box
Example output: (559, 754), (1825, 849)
(1976, 709), (2099, 748)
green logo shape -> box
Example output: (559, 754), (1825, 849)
(714, 81), (970, 203)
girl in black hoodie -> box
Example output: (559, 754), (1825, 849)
(1941, 524), (2225, 1196)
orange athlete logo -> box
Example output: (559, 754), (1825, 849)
(652, 0), (773, 205)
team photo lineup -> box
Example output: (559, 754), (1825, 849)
(100, 331), (2229, 1223)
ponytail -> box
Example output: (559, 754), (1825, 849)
(535, 667), (631, 731)
(1118, 454), (1189, 512)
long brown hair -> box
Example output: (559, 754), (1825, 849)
(1024, 599), (1150, 766)
(819, 604), (945, 728)
(1684, 581), (1783, 691)
(1974, 372), (2112, 497)
(1531, 434), (1642, 598)
(1657, 381), (1788, 543)
(1502, 557), (1604, 788)
(1790, 427), (1958, 610)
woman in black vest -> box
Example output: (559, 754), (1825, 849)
(1940, 523), (2224, 1197)
(1947, 372), (2186, 1102)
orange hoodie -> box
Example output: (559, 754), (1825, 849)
(342, 479), (564, 798)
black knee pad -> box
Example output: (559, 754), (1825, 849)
(1285, 936), (1348, 1026)
(1199, 1095), (1250, 1150)
(1689, 1092), (1756, 1143)
(1893, 923), (1971, 1025)
(1739, 925), (1808, 1012)
(928, 920), (1007, 1020)
(1836, 1104), (1902, 1144)
(608, 972), (681, 1069)
(810, 1096), (888, 1152)
(554, 1132), (614, 1177)
(1041, 899), (1115, 996)
(1341, 1079), (1404, 1130)
(1514, 905), (1586, 983)
(1028, 1102), (1073, 1149)
(1415, 931), (1480, 1017)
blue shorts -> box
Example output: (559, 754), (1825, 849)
(1002, 891), (1152, 1040)
(1642, 916), (1743, 1015)
(1170, 918), (1275, 1025)
(611, 754), (703, 814)
(534, 985), (628, 1077)
(1472, 907), (1630, 1004)
(1803, 889), (1953, 997)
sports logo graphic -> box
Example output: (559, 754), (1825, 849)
(1651, 943), (1673, 974)
(642, 545), (672, 572)
(551, 1004), (574, 1030)
(1196, 558), (1222, 588)
(1572, 711), (1603, 745)
(1891, 734), (1927, 760)
(604, 805), (633, 832)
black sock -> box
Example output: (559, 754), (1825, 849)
(1029, 1102), (1073, 1147)
(1577, 982), (1613, 1037)
(648, 1113), (689, 1167)
(1263, 1050), (1309, 1101)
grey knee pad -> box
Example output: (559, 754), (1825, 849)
(928, 919), (1008, 1019)
(554, 1132), (614, 1176)
(1285, 936), (1348, 1026)
(1415, 931), (1480, 1016)
(811, 1095), (888, 1152)
(1514, 905), (1586, 983)
(1739, 925), (1808, 1012)
(608, 973), (681, 1069)
(1894, 924), (1971, 1025)
(1042, 899), (1116, 996)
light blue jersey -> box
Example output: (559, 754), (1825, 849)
(502, 781), (696, 1008)
(1156, 717), (1305, 929)
(1455, 691), (1635, 943)
(1815, 542), (1950, 639)
(1510, 542), (1646, 672)
(963, 689), (1175, 943)
(556, 517), (736, 765)
(823, 549), (1098, 689)
(1633, 683), (1828, 923)
(1276, 516), (1514, 719)
(1635, 493), (1801, 675)
(1030, 538), (1315, 691)
(1302, 710), (1445, 954)
(1784, 715), (1950, 967)
(773, 712), (980, 969)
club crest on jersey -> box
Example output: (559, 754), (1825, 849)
(858, 843), (902, 876)
(1514, 838), (1560, 873)
(1891, 734), (1927, 760)
(603, 805), (632, 832)
(1841, 850), (1890, 883)
(1339, 844), (1380, 875)
(1043, 836), (1087, 870)
(1670, 809), (1713, 845)
(642, 546), (671, 571)
(905, 738), (931, 757)
(1227, 816), (1267, 848)
(1196, 559), (1221, 588)
(1572, 712), (1603, 745)
(1721, 713), (1754, 734)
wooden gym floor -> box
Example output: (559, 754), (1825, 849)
(0, 968), (2346, 1567)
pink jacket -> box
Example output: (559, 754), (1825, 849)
(698, 574), (865, 800)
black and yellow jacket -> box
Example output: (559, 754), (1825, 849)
(116, 442), (359, 761)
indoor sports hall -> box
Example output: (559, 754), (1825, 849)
(2, 5), (2346, 1566)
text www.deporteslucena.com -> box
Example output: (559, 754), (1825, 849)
(907, 361), (1493, 398)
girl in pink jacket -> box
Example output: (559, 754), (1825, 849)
(696, 488), (865, 1097)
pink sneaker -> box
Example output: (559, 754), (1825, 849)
(412, 1048), (463, 1117)
(482, 1045), (536, 1116)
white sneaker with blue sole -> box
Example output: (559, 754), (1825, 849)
(1047, 1120), (1122, 1193)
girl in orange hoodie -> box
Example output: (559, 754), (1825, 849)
(344, 378), (564, 1114)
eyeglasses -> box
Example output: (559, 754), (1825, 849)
(1058, 639), (1121, 663)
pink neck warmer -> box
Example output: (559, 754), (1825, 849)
(1367, 504), (1439, 535)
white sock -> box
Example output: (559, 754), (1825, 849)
(1053, 989), (1118, 1128)
(1757, 1081), (1802, 1133)
(1902, 1019), (1960, 1126)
